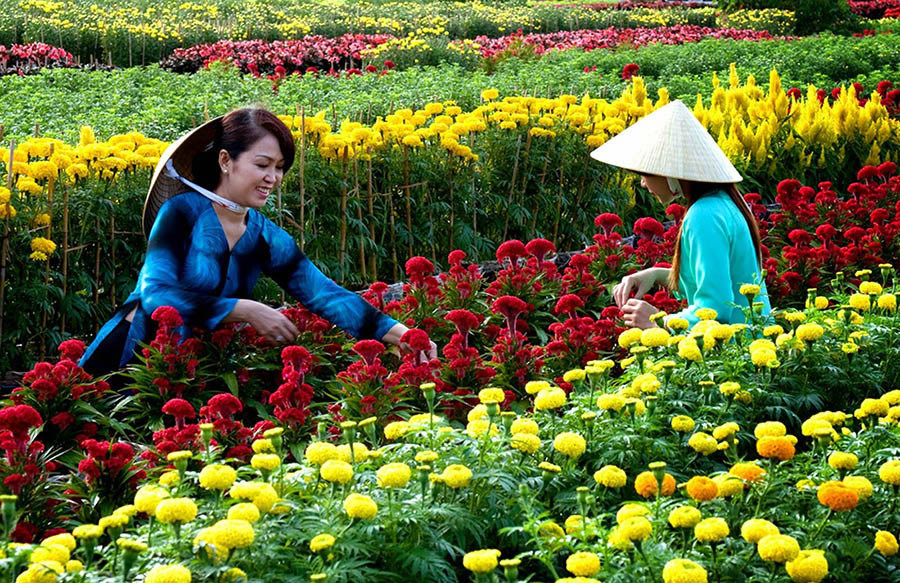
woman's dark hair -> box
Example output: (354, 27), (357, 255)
(192, 107), (296, 190)
(668, 180), (763, 292)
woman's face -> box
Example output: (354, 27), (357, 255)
(218, 133), (285, 208)
(640, 173), (677, 206)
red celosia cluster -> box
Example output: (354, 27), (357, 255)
(471, 25), (777, 60)
(552, 0), (713, 10)
(335, 339), (393, 418)
(268, 345), (317, 428)
(77, 439), (144, 487)
(758, 162), (900, 299)
(144, 306), (202, 399)
(0, 42), (74, 76)
(847, 0), (900, 18)
(160, 35), (395, 78)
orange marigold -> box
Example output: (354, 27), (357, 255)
(756, 436), (795, 462)
(730, 462), (766, 482)
(817, 481), (858, 512)
(634, 471), (676, 498)
(686, 476), (718, 502)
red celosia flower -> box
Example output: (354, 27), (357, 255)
(448, 249), (467, 265)
(877, 80), (894, 96)
(352, 339), (385, 366)
(206, 394), (243, 420)
(525, 238), (556, 262)
(491, 295), (529, 334)
(816, 224), (837, 243)
(788, 229), (813, 245)
(496, 240), (528, 264)
(151, 306), (183, 329)
(405, 256), (434, 283)
(633, 217), (665, 239)
(401, 328), (432, 352)
(786, 87), (802, 101)
(622, 63), (640, 80)
(58, 339), (85, 361)
(878, 161), (897, 177)
(594, 212), (622, 235)
(281, 345), (313, 373)
(844, 226), (866, 242)
(384, 60), (395, 69)
(665, 204), (686, 222)
(857, 166), (879, 182)
(50, 412), (74, 430)
(554, 294), (585, 316)
(0, 404), (43, 443)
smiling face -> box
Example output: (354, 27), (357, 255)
(216, 133), (285, 209)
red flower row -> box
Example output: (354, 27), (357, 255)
(847, 0), (900, 18)
(0, 42), (74, 76)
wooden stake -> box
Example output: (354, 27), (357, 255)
(366, 153), (376, 280)
(502, 134), (523, 241)
(338, 145), (349, 283)
(402, 144), (413, 258)
(299, 107), (306, 248)
(353, 155), (366, 282)
(0, 140), (16, 352)
(448, 151), (455, 250)
(61, 182), (69, 334)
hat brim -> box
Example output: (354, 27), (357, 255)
(143, 116), (224, 237)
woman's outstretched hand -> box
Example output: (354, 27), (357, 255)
(620, 298), (660, 329)
(226, 299), (300, 344)
(613, 266), (670, 307)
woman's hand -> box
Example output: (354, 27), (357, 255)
(621, 299), (660, 329)
(226, 299), (300, 344)
(613, 266), (670, 307)
(382, 323), (438, 361)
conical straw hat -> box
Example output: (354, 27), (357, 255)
(143, 116), (224, 237)
(589, 100), (742, 183)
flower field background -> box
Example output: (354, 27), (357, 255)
(3, 0), (900, 581)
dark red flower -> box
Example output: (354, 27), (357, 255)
(554, 294), (585, 316)
(594, 212), (623, 235)
(878, 161), (897, 178)
(400, 328), (432, 352)
(151, 306), (183, 329)
(665, 204), (686, 222)
(448, 249), (467, 265)
(352, 339), (385, 366)
(0, 405), (42, 442)
(206, 394), (243, 420)
(405, 256), (434, 282)
(50, 412), (74, 430)
(525, 238), (556, 262)
(496, 240), (528, 264)
(788, 229), (813, 245)
(446, 310), (481, 337)
(816, 224), (837, 243)
(622, 63), (640, 80)
(58, 339), (85, 361)
(633, 217), (664, 239)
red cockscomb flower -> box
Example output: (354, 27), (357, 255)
(554, 294), (585, 316)
(352, 339), (385, 366)
(594, 212), (623, 235)
(206, 393), (243, 420)
(525, 238), (556, 262)
(622, 63), (640, 80)
(496, 240), (528, 265)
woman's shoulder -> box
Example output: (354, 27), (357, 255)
(684, 190), (738, 223)
(159, 191), (209, 216)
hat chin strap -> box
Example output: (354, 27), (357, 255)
(164, 159), (249, 214)
(666, 177), (684, 199)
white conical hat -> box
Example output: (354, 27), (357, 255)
(589, 100), (742, 183)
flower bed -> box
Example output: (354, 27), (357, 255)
(0, 165), (899, 581)
(848, 0), (900, 18)
(0, 42), (74, 76)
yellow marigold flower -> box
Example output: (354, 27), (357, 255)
(671, 415), (695, 432)
(686, 476), (718, 502)
(134, 485), (169, 516)
(31, 544), (69, 564)
(741, 518), (779, 543)
(757, 436), (795, 461)
(842, 475), (873, 500)
(841, 342), (859, 354)
(618, 327), (643, 348)
(563, 369), (586, 383)
(616, 503), (650, 524)
(524, 380), (550, 395)
(510, 418), (539, 435)
(510, 432), (541, 454)
(634, 471), (675, 498)
(695, 308), (718, 321)
(566, 551), (600, 577)
(335, 443), (369, 463)
(251, 439), (274, 454)
(155, 498), (198, 524)
(619, 516), (652, 542)
(221, 568), (247, 582)
(694, 517), (729, 542)
(480, 89), (499, 101)
(441, 464), (473, 488)
(754, 421), (786, 438)
(320, 460), (354, 484)
(596, 393), (625, 412)
(688, 432), (718, 455)
(712, 422), (740, 441)
(116, 538), (147, 553)
(667, 317), (689, 331)
(668, 505), (702, 529)
(876, 531), (899, 556)
(718, 381), (740, 396)
(304, 442), (338, 465)
(785, 549), (828, 583)
(759, 534), (800, 563)
(858, 398), (889, 418)
(342, 492), (377, 519)
(466, 419), (499, 438)
(65, 560), (82, 573)
(309, 533), (335, 553)
(594, 465), (627, 488)
(849, 293), (870, 311)
(663, 558), (708, 583)
(376, 463), (411, 488)
(478, 387), (505, 404)
(32, 213), (51, 227)
(730, 462), (766, 482)
(144, 565), (191, 583)
(250, 454), (280, 472)
(462, 548), (501, 573)
(878, 294), (897, 311)
(384, 421), (410, 440)
(210, 519), (254, 550)
(714, 474), (744, 498)
(860, 281), (882, 294)
(795, 323), (824, 342)
(227, 502), (260, 523)
(641, 328), (671, 347)
(751, 347), (778, 367)
(553, 432), (586, 458)
(538, 461), (561, 474)
(534, 387), (566, 410)
(43, 533), (76, 552)
(827, 451), (858, 471)
(678, 338), (702, 362)
(199, 464), (237, 490)
(158, 470), (179, 488)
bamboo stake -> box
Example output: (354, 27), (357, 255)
(0, 141), (16, 353)
(39, 147), (56, 360)
(502, 134), (523, 241)
(402, 144), (413, 258)
(60, 182), (69, 334)
(353, 154), (366, 282)
(553, 165), (564, 244)
(338, 145), (349, 283)
(366, 153), (376, 280)
(448, 151), (455, 250)
(299, 107), (306, 248)
(110, 206), (116, 312)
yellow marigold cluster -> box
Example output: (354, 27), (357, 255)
(553, 432), (586, 458)
(662, 558), (708, 583)
(155, 498), (198, 524)
(376, 463), (412, 488)
(199, 464), (237, 490)
(343, 493), (378, 519)
(462, 549), (501, 573)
